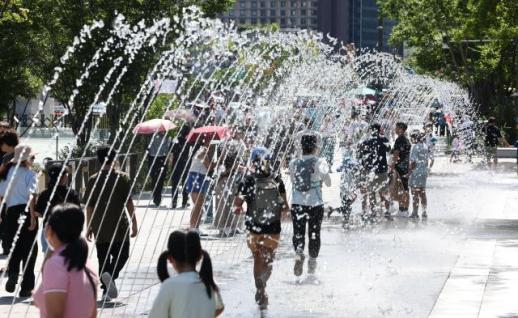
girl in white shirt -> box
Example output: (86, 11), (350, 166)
(150, 230), (224, 318)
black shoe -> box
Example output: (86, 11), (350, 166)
(410, 212), (419, 219)
(19, 289), (32, 298)
(5, 277), (16, 293)
(255, 289), (268, 310)
(421, 212), (428, 219)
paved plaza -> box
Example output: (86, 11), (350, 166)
(1, 156), (518, 317)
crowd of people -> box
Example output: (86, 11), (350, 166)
(0, 97), (514, 317)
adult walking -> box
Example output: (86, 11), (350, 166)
(0, 144), (38, 297)
(357, 123), (392, 220)
(34, 204), (98, 318)
(409, 131), (430, 219)
(186, 137), (214, 229)
(150, 230), (224, 318)
(0, 129), (19, 255)
(170, 125), (191, 209)
(148, 131), (172, 206)
(483, 117), (510, 169)
(84, 146), (138, 301)
(391, 122), (411, 217)
(289, 134), (331, 277)
(234, 147), (289, 311)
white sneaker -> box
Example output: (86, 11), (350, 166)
(396, 210), (409, 218)
(101, 272), (118, 299)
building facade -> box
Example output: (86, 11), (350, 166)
(222, 0), (399, 53)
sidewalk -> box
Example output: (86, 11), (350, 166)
(1, 156), (518, 317)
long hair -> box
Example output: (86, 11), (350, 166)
(47, 203), (88, 271)
(157, 230), (219, 298)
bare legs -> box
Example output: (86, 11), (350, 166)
(411, 187), (427, 217)
(189, 192), (205, 228)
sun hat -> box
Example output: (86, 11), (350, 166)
(10, 144), (37, 163)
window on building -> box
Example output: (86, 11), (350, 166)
(280, 17), (287, 26)
(270, 17), (277, 23)
(301, 9), (306, 16)
(260, 17), (267, 23)
(260, 1), (266, 8)
(311, 9), (317, 16)
(251, 17), (258, 24)
(290, 17), (298, 25)
(270, 1), (276, 7)
(290, 9), (297, 16)
(311, 18), (317, 25)
(251, 9), (257, 16)
(240, 18), (246, 24)
(281, 9), (286, 16)
(260, 9), (267, 16)
(251, 2), (257, 8)
(280, 1), (286, 7)
(270, 9), (276, 16)
(240, 9), (247, 16)
(291, 0), (297, 7)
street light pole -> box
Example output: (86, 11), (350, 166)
(377, 15), (384, 52)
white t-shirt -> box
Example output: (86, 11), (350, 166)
(149, 272), (224, 318)
(289, 155), (331, 207)
(188, 148), (209, 175)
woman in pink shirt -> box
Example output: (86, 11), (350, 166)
(34, 203), (98, 318)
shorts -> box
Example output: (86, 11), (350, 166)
(185, 172), (211, 194)
(395, 167), (409, 191)
(247, 233), (280, 254)
(368, 172), (389, 192)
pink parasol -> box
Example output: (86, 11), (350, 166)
(133, 119), (177, 135)
(186, 126), (229, 143)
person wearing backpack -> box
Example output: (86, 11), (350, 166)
(234, 147), (289, 312)
(289, 134), (331, 277)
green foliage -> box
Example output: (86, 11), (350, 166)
(379, 0), (518, 136)
(0, 0), (234, 138)
(0, 0), (43, 114)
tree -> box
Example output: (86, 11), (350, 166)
(1, 0), (234, 143)
(379, 0), (518, 136)
(0, 0), (43, 122)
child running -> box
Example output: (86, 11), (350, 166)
(234, 146), (289, 312)
(289, 133), (331, 278)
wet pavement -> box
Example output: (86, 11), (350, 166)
(1, 156), (518, 317)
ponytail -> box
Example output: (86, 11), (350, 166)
(157, 251), (170, 282)
(47, 203), (88, 272)
(61, 237), (88, 271)
(199, 249), (219, 298)
(159, 230), (219, 298)
(185, 231), (218, 298)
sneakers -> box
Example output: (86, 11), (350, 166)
(5, 276), (16, 293)
(293, 252), (305, 277)
(308, 257), (317, 275)
(101, 272), (118, 299)
(19, 289), (32, 298)
(255, 288), (268, 310)
(421, 212), (428, 219)
(410, 212), (419, 219)
(384, 211), (393, 220)
(102, 291), (113, 303)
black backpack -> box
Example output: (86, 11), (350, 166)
(292, 157), (318, 192)
(247, 177), (283, 225)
